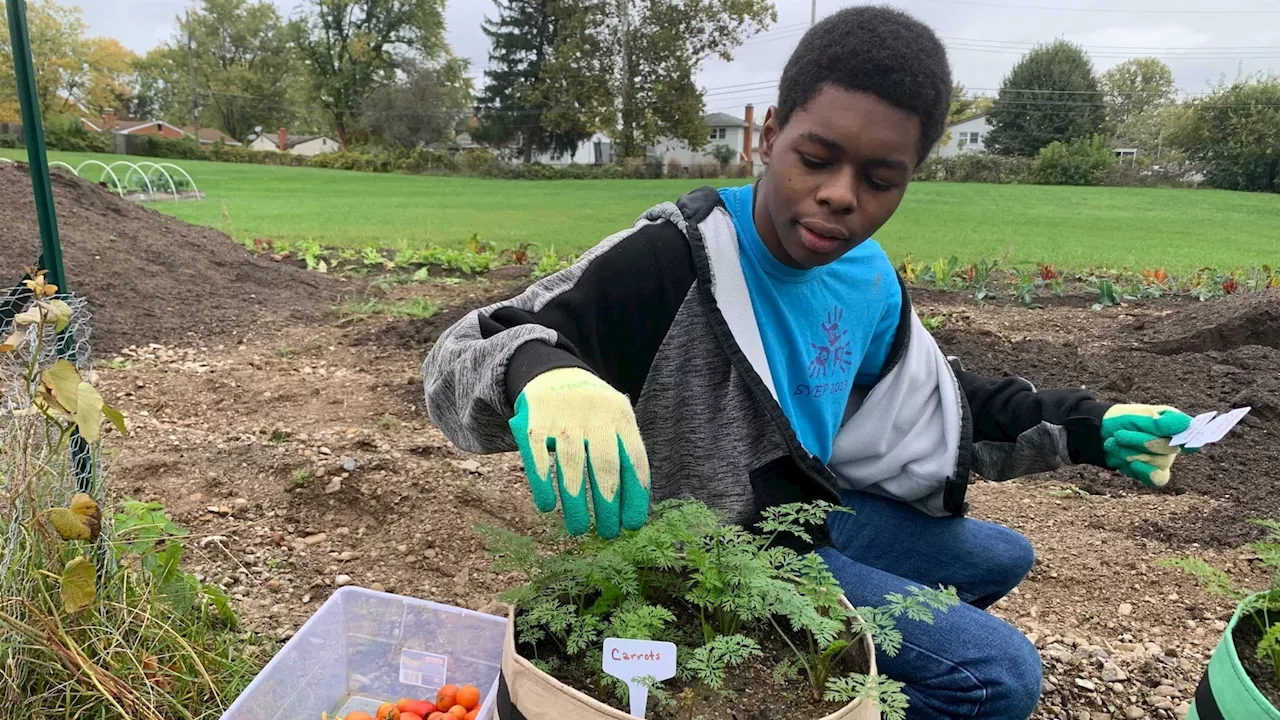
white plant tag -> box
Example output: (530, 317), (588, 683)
(1197, 407), (1252, 447)
(1170, 411), (1218, 447)
(602, 639), (677, 718)
(1170, 408), (1251, 449)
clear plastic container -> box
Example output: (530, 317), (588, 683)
(222, 586), (508, 720)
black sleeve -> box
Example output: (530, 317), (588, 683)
(952, 361), (1114, 470)
(485, 220), (697, 405)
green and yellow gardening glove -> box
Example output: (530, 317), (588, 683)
(508, 367), (650, 539)
(1101, 404), (1194, 487)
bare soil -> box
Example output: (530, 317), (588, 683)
(7, 171), (1278, 718)
(0, 163), (346, 352)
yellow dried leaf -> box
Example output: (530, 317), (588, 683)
(50, 508), (92, 541)
(70, 493), (102, 526)
(33, 388), (74, 423)
(46, 299), (72, 332)
(0, 330), (23, 353)
(41, 360), (81, 414)
(102, 404), (128, 437)
(23, 275), (57, 299)
(49, 494), (101, 542)
(75, 382), (104, 443)
(60, 557), (96, 614)
(13, 306), (42, 326)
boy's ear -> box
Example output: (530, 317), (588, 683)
(759, 106), (779, 167)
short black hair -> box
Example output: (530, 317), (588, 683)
(776, 6), (952, 162)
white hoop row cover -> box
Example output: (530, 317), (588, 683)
(47, 160), (200, 200)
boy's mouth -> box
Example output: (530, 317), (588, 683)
(797, 221), (848, 255)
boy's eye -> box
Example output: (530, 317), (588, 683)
(865, 175), (894, 192)
(797, 152), (831, 170)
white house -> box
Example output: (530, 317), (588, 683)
(525, 108), (765, 174)
(526, 132), (617, 166)
(249, 128), (340, 156)
(650, 112), (763, 172)
(936, 114), (991, 157)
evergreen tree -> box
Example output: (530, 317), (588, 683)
(986, 41), (1109, 157)
(474, 0), (607, 163)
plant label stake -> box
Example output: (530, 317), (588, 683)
(1171, 407), (1251, 449)
(602, 638), (677, 718)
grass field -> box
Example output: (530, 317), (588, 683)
(4, 148), (1278, 272)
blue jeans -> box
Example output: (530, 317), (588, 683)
(818, 491), (1042, 720)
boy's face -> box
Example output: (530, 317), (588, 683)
(756, 85), (921, 269)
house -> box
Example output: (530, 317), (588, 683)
(651, 109), (763, 174)
(183, 126), (241, 146)
(936, 113), (991, 157)
(81, 110), (242, 146)
(524, 131), (616, 166)
(249, 127), (339, 156)
(523, 107), (765, 174)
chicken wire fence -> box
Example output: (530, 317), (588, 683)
(0, 291), (112, 578)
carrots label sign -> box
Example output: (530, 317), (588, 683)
(602, 638), (677, 718)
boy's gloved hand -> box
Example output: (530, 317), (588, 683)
(508, 367), (650, 539)
(1101, 404), (1194, 487)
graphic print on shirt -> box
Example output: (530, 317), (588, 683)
(797, 307), (853, 399)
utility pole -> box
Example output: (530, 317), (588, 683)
(811, 0), (816, 26)
(619, 0), (631, 158)
(187, 7), (200, 141)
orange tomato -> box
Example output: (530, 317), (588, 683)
(427, 714), (446, 720)
(435, 685), (458, 710)
(347, 713), (376, 720)
(456, 685), (480, 711)
(464, 711), (478, 720)
(376, 703), (401, 720)
(401, 714), (423, 720)
(399, 700), (435, 716)
(448, 706), (467, 719)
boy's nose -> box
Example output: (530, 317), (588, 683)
(816, 171), (857, 215)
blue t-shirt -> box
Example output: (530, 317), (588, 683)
(719, 183), (901, 463)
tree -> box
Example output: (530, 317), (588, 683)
(294, 0), (450, 147)
(474, 0), (611, 163)
(360, 56), (473, 148)
(124, 49), (184, 122)
(708, 142), (736, 171)
(0, 0), (135, 121)
(1170, 74), (1280, 193)
(986, 41), (1109, 157)
(169, 0), (296, 142)
(611, 0), (776, 158)
(1101, 57), (1175, 128)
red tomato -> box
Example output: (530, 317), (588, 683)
(401, 714), (423, 720)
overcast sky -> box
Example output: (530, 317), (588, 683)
(80, 0), (1279, 117)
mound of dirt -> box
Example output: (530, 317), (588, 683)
(1137, 289), (1280, 355)
(0, 163), (342, 352)
(934, 321), (1280, 548)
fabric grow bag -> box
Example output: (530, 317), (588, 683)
(494, 604), (881, 720)
(1189, 593), (1280, 720)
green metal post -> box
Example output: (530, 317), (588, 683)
(7, 0), (67, 292)
(6, 0), (92, 496)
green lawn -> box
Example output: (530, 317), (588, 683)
(4, 148), (1277, 272)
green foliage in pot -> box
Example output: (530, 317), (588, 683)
(480, 500), (958, 720)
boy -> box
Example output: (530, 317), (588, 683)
(424, 7), (1193, 718)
